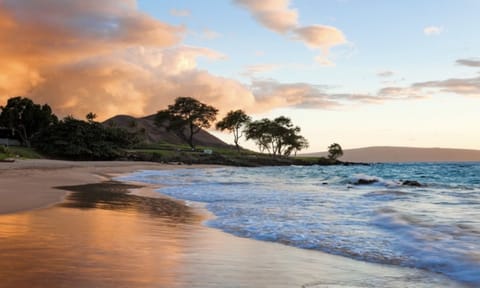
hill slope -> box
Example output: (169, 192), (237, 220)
(302, 146), (480, 163)
(103, 114), (229, 147)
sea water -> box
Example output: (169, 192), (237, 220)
(118, 163), (480, 285)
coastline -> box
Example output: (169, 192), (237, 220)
(0, 160), (470, 287)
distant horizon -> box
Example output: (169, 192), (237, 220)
(301, 146), (480, 163)
(303, 145), (480, 153)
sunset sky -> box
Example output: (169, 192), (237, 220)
(1, 0), (479, 152)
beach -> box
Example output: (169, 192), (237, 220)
(0, 160), (469, 287)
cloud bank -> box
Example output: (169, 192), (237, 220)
(377, 59), (480, 99)
(0, 0), (341, 119)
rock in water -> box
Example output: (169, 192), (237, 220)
(355, 178), (379, 185)
(401, 180), (423, 187)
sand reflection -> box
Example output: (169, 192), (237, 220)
(0, 182), (199, 288)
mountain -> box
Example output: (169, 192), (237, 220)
(103, 114), (229, 147)
(302, 146), (480, 163)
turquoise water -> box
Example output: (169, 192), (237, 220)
(119, 163), (480, 285)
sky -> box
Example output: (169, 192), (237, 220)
(1, 0), (479, 152)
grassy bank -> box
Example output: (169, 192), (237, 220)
(1, 143), (345, 167)
(0, 146), (44, 160)
(126, 143), (337, 167)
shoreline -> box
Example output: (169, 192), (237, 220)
(0, 159), (220, 215)
(0, 159), (470, 287)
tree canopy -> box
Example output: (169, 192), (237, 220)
(0, 96), (58, 147)
(155, 97), (218, 148)
(34, 116), (139, 160)
(216, 109), (251, 151)
(328, 143), (343, 160)
(86, 112), (97, 123)
(245, 116), (308, 156)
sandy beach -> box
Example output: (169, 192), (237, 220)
(0, 160), (469, 287)
(0, 159), (217, 215)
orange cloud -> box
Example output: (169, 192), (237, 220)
(293, 25), (347, 65)
(234, 0), (298, 33)
(234, 0), (347, 65)
(0, 0), (358, 120)
(0, 0), (182, 114)
(294, 25), (346, 50)
(0, 0), (327, 119)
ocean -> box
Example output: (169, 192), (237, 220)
(118, 163), (480, 285)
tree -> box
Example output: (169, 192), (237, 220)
(328, 143), (343, 160)
(284, 134), (309, 156)
(155, 97), (218, 148)
(245, 116), (308, 156)
(86, 112), (97, 123)
(0, 96), (58, 147)
(33, 116), (140, 160)
(216, 109), (251, 152)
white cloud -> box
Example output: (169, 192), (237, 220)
(423, 26), (443, 36)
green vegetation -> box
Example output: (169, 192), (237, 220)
(245, 116), (308, 156)
(155, 97), (218, 149)
(216, 109), (251, 152)
(0, 145), (9, 160)
(0, 145), (43, 160)
(86, 112), (97, 123)
(127, 144), (335, 167)
(34, 116), (140, 160)
(0, 96), (58, 147)
(328, 143), (344, 160)
(7, 146), (44, 159)
(0, 96), (347, 166)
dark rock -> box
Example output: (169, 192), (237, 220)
(355, 178), (378, 185)
(401, 180), (423, 187)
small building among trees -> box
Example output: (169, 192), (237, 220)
(0, 127), (20, 146)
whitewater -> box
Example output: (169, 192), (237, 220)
(118, 163), (480, 285)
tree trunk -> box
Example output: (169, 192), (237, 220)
(233, 129), (240, 152)
(188, 123), (195, 149)
(17, 127), (31, 148)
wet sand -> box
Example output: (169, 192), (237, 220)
(0, 160), (470, 287)
(0, 159), (217, 215)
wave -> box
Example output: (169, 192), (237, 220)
(373, 207), (480, 284)
(118, 164), (480, 285)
